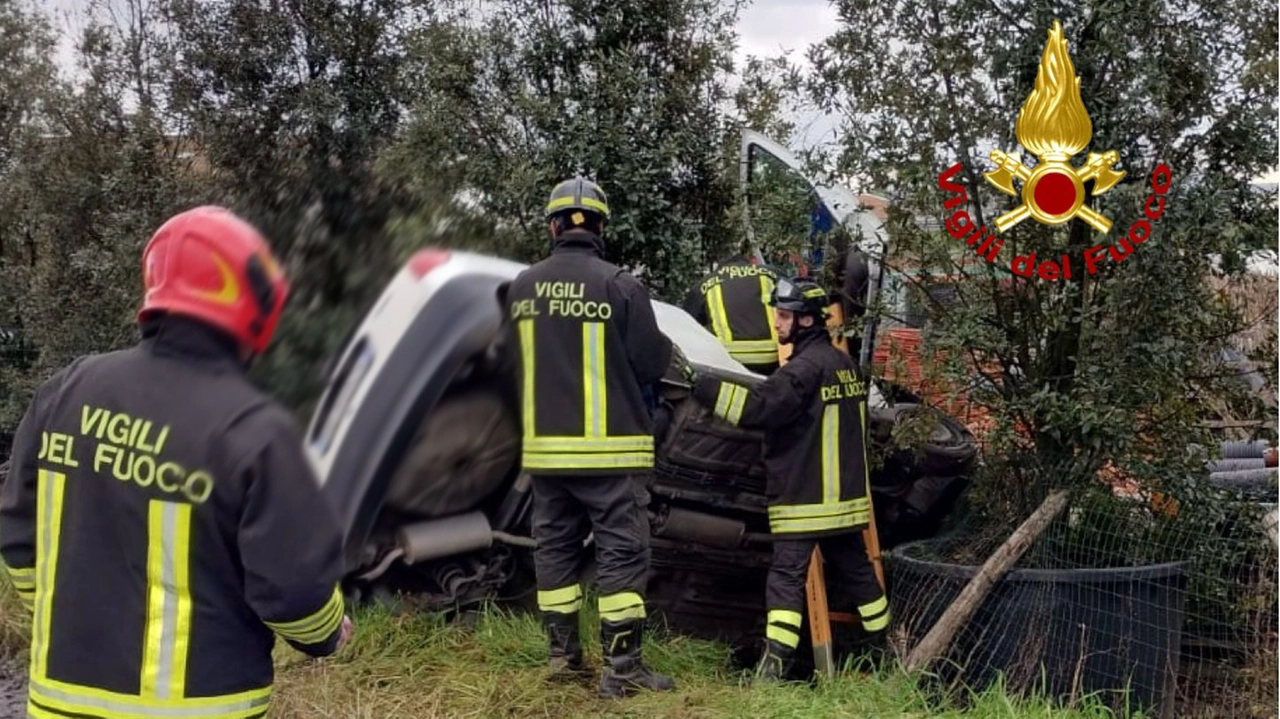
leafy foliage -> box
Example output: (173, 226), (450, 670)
(809, 0), (1278, 528)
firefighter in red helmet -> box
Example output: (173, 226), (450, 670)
(0, 205), (353, 719)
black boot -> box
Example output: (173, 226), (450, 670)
(597, 618), (676, 698)
(751, 639), (796, 684)
(543, 612), (592, 683)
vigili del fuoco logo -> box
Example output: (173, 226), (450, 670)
(937, 20), (1172, 281)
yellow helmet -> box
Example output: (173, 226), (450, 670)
(545, 175), (611, 224)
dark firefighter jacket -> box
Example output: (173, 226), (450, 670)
(506, 229), (673, 476)
(683, 257), (781, 369)
(0, 316), (346, 719)
(693, 327), (871, 538)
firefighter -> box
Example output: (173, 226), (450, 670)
(506, 176), (677, 698)
(687, 276), (888, 682)
(0, 206), (353, 718)
(683, 253), (782, 375)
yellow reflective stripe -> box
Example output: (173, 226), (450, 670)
(714, 383), (734, 419)
(141, 501), (194, 700)
(32, 469), (66, 682)
(522, 452), (654, 470)
(18, 589), (34, 612)
(863, 612), (890, 632)
(724, 339), (778, 352)
(712, 382), (747, 425)
(599, 591), (646, 621)
(523, 436), (653, 453)
(861, 403), (872, 500)
(768, 497), (871, 520)
(858, 596), (888, 618)
(761, 275), (779, 345)
(729, 350), (779, 365)
(768, 609), (802, 628)
(766, 624), (800, 648)
(546, 196), (609, 214)
(769, 513), (866, 534)
(29, 677), (271, 719)
(822, 404), (840, 505)
(538, 584), (582, 613)
(264, 586), (344, 645)
(24, 701), (58, 719)
(582, 322), (606, 438)
(6, 564), (34, 584)
(859, 595), (891, 633)
(706, 284), (733, 342)
(726, 385), (746, 425)
(519, 319), (535, 440)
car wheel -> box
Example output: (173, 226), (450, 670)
(384, 388), (521, 519)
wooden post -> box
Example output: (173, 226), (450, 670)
(904, 489), (1070, 673)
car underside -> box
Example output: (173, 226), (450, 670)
(303, 250), (978, 667)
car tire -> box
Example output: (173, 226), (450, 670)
(384, 387), (521, 519)
(878, 404), (977, 479)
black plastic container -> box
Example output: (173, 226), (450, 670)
(888, 541), (1189, 717)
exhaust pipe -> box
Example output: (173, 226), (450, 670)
(396, 511), (494, 564)
(652, 506), (746, 549)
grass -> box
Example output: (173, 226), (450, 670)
(0, 581), (1140, 718)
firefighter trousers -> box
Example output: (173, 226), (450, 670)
(764, 532), (889, 651)
(531, 475), (652, 623)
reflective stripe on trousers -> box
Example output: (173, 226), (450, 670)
(766, 609), (802, 649)
(858, 595), (890, 632)
(537, 584), (583, 614)
(599, 591), (645, 622)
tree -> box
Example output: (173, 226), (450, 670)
(807, 0), (1277, 709)
(383, 0), (746, 300)
(0, 0), (195, 430)
(162, 0), (433, 412)
(810, 0), (1277, 517)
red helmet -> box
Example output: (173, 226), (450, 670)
(138, 206), (289, 355)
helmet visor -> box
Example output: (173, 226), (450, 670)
(774, 277), (797, 302)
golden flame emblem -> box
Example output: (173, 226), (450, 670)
(984, 20), (1124, 233)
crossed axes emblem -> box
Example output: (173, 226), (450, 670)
(984, 149), (1126, 234)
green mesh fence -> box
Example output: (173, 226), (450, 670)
(883, 439), (1278, 719)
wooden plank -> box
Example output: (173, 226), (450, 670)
(805, 547), (836, 677)
(904, 490), (1070, 672)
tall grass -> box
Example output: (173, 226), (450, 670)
(0, 581), (1141, 718)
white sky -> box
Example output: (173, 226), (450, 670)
(36, 0), (1280, 184)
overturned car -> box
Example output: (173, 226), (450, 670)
(303, 249), (977, 655)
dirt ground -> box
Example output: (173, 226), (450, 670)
(0, 658), (24, 718)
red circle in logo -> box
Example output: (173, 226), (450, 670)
(1034, 172), (1077, 216)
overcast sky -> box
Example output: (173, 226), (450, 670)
(38, 0), (1279, 184)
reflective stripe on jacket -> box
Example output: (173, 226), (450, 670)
(692, 328), (871, 537)
(0, 317), (347, 719)
(684, 258), (780, 368)
(506, 231), (673, 476)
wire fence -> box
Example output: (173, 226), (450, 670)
(884, 456), (1276, 719)
(865, 284), (1279, 719)
(870, 328), (1278, 718)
